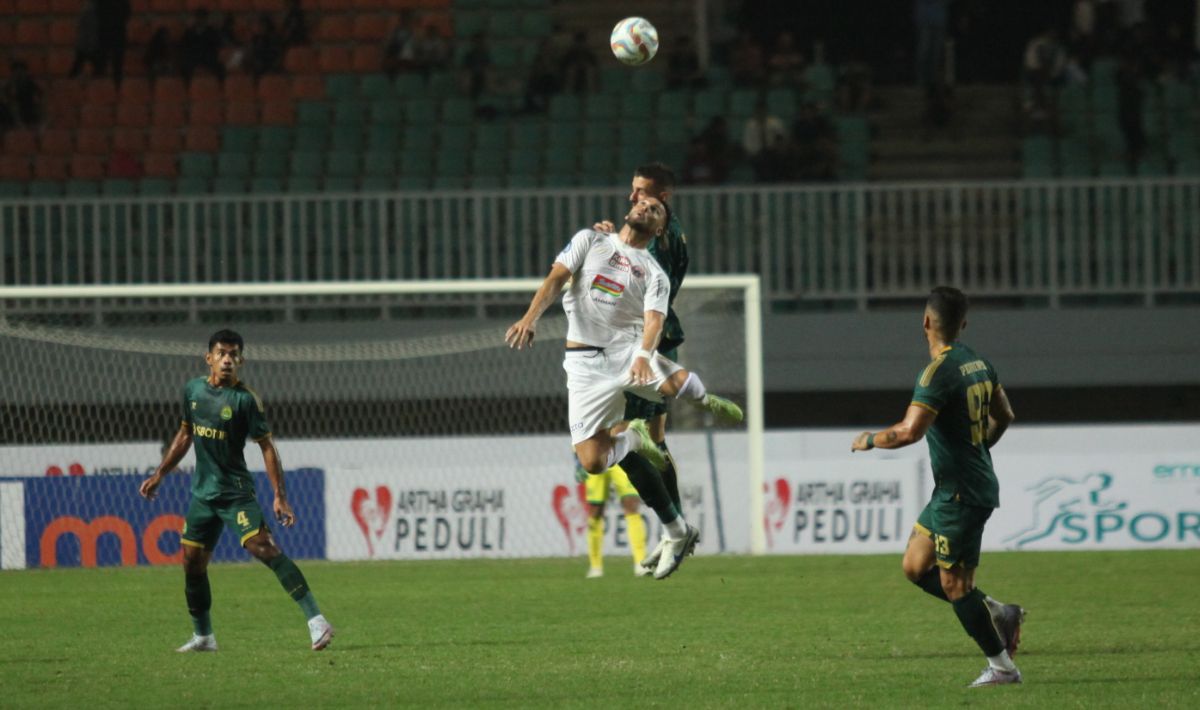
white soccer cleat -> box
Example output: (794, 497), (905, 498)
(968, 667), (1022, 687)
(626, 419), (666, 470)
(640, 535), (669, 571)
(586, 567), (604, 579)
(654, 525), (700, 580)
(308, 614), (334, 651)
(633, 562), (653, 577)
(176, 634), (218, 653)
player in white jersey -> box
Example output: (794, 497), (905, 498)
(506, 197), (743, 580)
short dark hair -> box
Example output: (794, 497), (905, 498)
(208, 329), (244, 352)
(634, 162), (676, 191)
(926, 286), (968, 339)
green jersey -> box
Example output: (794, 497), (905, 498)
(910, 342), (1001, 508)
(650, 209), (689, 352)
(180, 376), (271, 501)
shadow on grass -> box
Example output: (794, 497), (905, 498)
(855, 641), (1200, 661)
(334, 638), (541, 653)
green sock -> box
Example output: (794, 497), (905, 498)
(952, 588), (1004, 657)
(914, 567), (949, 602)
(619, 452), (679, 524)
(268, 554), (321, 619)
(657, 441), (683, 512)
(185, 573), (213, 636)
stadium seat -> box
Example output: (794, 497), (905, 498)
(333, 101), (368, 126)
(406, 99), (438, 124)
(363, 152), (397, 178)
(656, 91), (691, 120)
(352, 46), (383, 73)
(260, 100), (296, 125)
(34, 156), (69, 181)
(330, 125), (364, 152)
(361, 74), (398, 99)
(254, 153), (288, 179)
(318, 46), (353, 74)
(582, 120), (615, 147)
(115, 103), (150, 128)
(439, 125), (472, 153)
(548, 95), (581, 122)
(179, 153), (215, 179)
(352, 14), (390, 42)
(39, 129), (73, 156)
(154, 78), (187, 104)
(296, 124), (329, 151)
(257, 126), (293, 154)
(76, 129), (112, 155)
(325, 74), (359, 101)
(185, 126), (221, 153)
(474, 123), (507, 150)
(366, 125), (399, 152)
(225, 102), (259, 126)
(442, 97), (474, 124)
(79, 104), (115, 129)
(0, 156), (32, 182)
(249, 177), (285, 193)
(119, 78), (152, 104)
(326, 152), (360, 179)
(212, 177), (248, 195)
(152, 102), (187, 127)
(148, 127), (183, 153)
(3, 129), (37, 155)
(137, 178), (174, 195)
(284, 47), (318, 74)
(70, 155), (106, 180)
(101, 179), (137, 196)
(293, 74), (326, 100)
(222, 126), (257, 154)
(224, 75), (256, 103)
(217, 153), (252, 179)
(297, 101), (332, 127)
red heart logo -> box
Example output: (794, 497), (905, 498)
(763, 478), (791, 548)
(351, 486), (392, 557)
(551, 483), (589, 554)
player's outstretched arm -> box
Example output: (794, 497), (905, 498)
(505, 263), (573, 350)
(629, 309), (666, 385)
(259, 436), (295, 527)
(140, 424), (193, 499)
(986, 385), (1015, 449)
(851, 405), (936, 452)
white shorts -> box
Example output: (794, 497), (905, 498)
(564, 344), (684, 445)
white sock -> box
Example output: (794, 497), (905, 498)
(987, 650), (1017, 672)
(664, 517), (688, 540)
(674, 372), (707, 401)
(605, 430), (634, 468)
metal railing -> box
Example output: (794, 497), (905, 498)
(2, 178), (1198, 307)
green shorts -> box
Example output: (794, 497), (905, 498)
(914, 489), (993, 570)
(181, 495), (268, 550)
(623, 347), (679, 421)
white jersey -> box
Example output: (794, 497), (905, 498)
(555, 229), (671, 349)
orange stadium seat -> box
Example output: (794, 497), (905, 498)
(127, 17), (154, 45)
(33, 156), (69, 181)
(17, 0), (46, 12)
(224, 75), (256, 103)
(292, 74), (325, 100)
(39, 129), (74, 156)
(85, 81), (119, 106)
(257, 75), (290, 101)
(190, 102), (223, 127)
(116, 103), (150, 128)
(352, 46), (383, 73)
(190, 76), (222, 103)
(142, 153), (178, 178)
(112, 128), (149, 153)
(318, 46), (353, 74)
(3, 129), (37, 155)
(215, 0), (244, 11)
(260, 100), (296, 125)
(352, 14), (390, 42)
(250, 0), (280, 10)
(75, 129), (112, 155)
(49, 18), (75, 45)
(315, 0), (354, 10)
(184, 125), (221, 152)
(46, 49), (75, 76)
(0, 22), (12, 48)
(225, 102), (259, 126)
(149, 0), (186, 12)
(152, 102), (187, 126)
(154, 78), (187, 104)
(130, 0), (150, 10)
(316, 15), (355, 42)
(184, 0), (211, 10)
(0, 157), (32, 182)
(70, 155), (106, 180)
(148, 127), (183, 153)
(284, 47), (318, 74)
(12, 53), (48, 77)
(79, 104), (115, 129)
(50, 0), (80, 13)
(119, 78), (152, 104)
(15, 19), (48, 45)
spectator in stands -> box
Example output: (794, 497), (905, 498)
(411, 24), (450, 78)
(767, 31), (806, 88)
(1116, 51), (1145, 172)
(682, 136), (720, 184)
(246, 14), (283, 79)
(838, 60), (875, 112)
(792, 101), (837, 181)
(96, 0), (131, 85)
(281, 0), (309, 48)
(742, 97), (788, 164)
(69, 0), (101, 79)
(1022, 29), (1066, 120)
(523, 39), (560, 113)
(1, 60), (44, 128)
(1069, 0), (1097, 69)
(180, 8), (227, 82)
(462, 32), (493, 99)
(697, 116), (739, 183)
(666, 34), (706, 89)
(561, 31), (599, 94)
(381, 13), (416, 79)
(144, 25), (172, 82)
(730, 31), (766, 86)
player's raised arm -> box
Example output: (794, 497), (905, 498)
(505, 262), (573, 350)
(258, 435), (295, 527)
(140, 423), (193, 499)
(630, 308), (666, 385)
(850, 404), (937, 452)
(986, 385), (1015, 448)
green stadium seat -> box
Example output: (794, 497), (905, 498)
(254, 153), (288, 179)
(545, 148), (576, 173)
(471, 149), (505, 177)
(490, 44), (522, 69)
(706, 65), (732, 88)
(439, 125), (473, 152)
(65, 180), (100, 196)
(549, 95), (582, 121)
(599, 66), (626, 94)
(730, 89), (760, 118)
(367, 125), (400, 152)
(286, 176), (321, 193)
(1060, 139), (1092, 177)
(0, 181), (26, 198)
(179, 153), (215, 178)
(547, 121), (581, 152)
(766, 88), (798, 120)
(371, 99), (404, 125)
(137, 178), (172, 195)
(631, 71), (666, 93)
(217, 153), (252, 178)
(28, 181), (64, 198)
(619, 93), (654, 120)
(295, 124), (329, 151)
(333, 101), (368, 126)
(290, 152), (324, 179)
(508, 149), (541, 174)
(399, 151), (431, 176)
(426, 72), (460, 98)
(433, 175), (468, 190)
(582, 120), (615, 146)
(581, 145), (616, 175)
(360, 175), (396, 191)
(506, 173), (538, 188)
(222, 126), (256, 153)
(804, 64), (836, 94)
(1137, 156), (1169, 176)
(694, 89), (728, 123)
(212, 177), (247, 195)
(657, 91), (690, 119)
(834, 115), (870, 144)
(325, 74), (359, 101)
(249, 177), (284, 193)
(519, 13), (553, 37)
(327, 152), (360, 179)
(541, 172), (578, 187)
(397, 175), (431, 190)
(616, 123), (650, 151)
(330, 125), (365, 152)
(510, 121), (544, 150)
(401, 125), (430, 151)
(297, 101), (332, 126)
(471, 175), (504, 189)
(442, 97), (475, 124)
(324, 176), (357, 192)
(394, 73), (424, 95)
(487, 13), (520, 36)
(361, 74), (398, 99)
(100, 179), (135, 196)
(436, 151), (469, 178)
(1098, 159), (1128, 177)
(174, 177), (210, 195)
(455, 11), (486, 38)
(363, 152), (397, 178)
(474, 123), (507, 150)
(257, 126), (292, 153)
(407, 99), (438, 124)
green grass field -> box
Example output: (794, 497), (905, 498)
(2, 550), (1198, 708)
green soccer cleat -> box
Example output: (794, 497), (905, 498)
(704, 394), (744, 423)
(626, 419), (666, 470)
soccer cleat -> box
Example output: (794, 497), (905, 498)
(633, 562), (653, 577)
(586, 567), (604, 579)
(968, 667), (1022, 687)
(626, 419), (666, 469)
(703, 395), (744, 423)
(176, 634), (218, 653)
(994, 603), (1026, 658)
(654, 524), (701, 580)
(640, 536), (669, 572)
(307, 614), (334, 651)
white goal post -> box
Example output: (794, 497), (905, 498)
(0, 275), (765, 568)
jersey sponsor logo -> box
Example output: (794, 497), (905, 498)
(192, 423), (227, 441)
(590, 274), (625, 298)
(220, 405), (233, 420)
(607, 253), (633, 272)
(959, 360), (987, 376)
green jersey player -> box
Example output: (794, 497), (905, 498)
(851, 287), (1026, 688)
(593, 163), (690, 572)
(140, 329), (333, 652)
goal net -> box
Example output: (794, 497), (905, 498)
(0, 278), (763, 570)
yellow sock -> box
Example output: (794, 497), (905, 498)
(587, 517), (604, 570)
(625, 512), (647, 565)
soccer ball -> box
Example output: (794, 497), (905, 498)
(610, 17), (659, 66)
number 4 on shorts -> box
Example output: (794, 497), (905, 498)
(237, 510), (250, 529)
